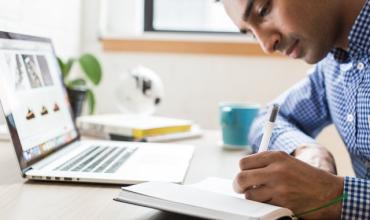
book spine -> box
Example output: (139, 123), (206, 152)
(77, 120), (192, 139)
(132, 125), (191, 139)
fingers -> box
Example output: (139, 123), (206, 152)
(245, 185), (273, 203)
(233, 168), (270, 193)
(239, 151), (289, 170)
(234, 151), (291, 194)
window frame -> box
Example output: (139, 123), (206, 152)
(143, 0), (241, 35)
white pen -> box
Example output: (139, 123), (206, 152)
(258, 104), (280, 153)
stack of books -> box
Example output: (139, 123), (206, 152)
(76, 114), (202, 142)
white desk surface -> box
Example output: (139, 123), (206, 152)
(0, 130), (248, 220)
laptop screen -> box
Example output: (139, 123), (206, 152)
(0, 32), (78, 170)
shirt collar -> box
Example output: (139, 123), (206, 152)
(331, 0), (370, 63)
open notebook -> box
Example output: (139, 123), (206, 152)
(114, 177), (294, 220)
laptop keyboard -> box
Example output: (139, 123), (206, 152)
(54, 145), (137, 173)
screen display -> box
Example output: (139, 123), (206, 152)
(0, 35), (78, 169)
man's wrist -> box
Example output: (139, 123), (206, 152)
(308, 175), (344, 219)
(321, 175), (344, 219)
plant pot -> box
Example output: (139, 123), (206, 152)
(67, 87), (88, 120)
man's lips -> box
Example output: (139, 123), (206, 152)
(284, 40), (300, 58)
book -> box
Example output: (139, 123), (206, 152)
(114, 177), (294, 220)
(76, 114), (193, 139)
(109, 124), (202, 142)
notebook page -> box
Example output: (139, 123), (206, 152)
(122, 180), (292, 219)
(189, 177), (245, 199)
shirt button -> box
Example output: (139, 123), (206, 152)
(347, 114), (354, 123)
(357, 62), (365, 70)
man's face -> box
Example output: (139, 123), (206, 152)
(223, 0), (341, 64)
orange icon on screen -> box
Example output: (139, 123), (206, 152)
(41, 106), (49, 115)
(26, 109), (35, 120)
(53, 103), (60, 112)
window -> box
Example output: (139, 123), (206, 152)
(144, 0), (239, 34)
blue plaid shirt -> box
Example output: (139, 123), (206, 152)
(248, 1), (370, 219)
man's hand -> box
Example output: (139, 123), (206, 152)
(233, 151), (344, 219)
(293, 144), (337, 174)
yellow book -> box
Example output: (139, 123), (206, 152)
(77, 114), (192, 139)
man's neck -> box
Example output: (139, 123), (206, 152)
(335, 0), (366, 50)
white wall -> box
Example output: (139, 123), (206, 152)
(82, 0), (354, 176)
(0, 0), (81, 58)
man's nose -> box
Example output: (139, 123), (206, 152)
(256, 32), (281, 54)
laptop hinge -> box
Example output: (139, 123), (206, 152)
(22, 167), (33, 177)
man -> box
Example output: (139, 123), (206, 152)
(222, 0), (369, 219)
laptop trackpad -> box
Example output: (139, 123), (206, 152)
(116, 145), (194, 182)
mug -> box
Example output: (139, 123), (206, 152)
(219, 103), (260, 150)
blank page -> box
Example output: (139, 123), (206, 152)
(121, 178), (292, 219)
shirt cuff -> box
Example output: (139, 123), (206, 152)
(341, 176), (370, 219)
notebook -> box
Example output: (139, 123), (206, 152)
(114, 177), (294, 220)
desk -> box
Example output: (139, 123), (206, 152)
(0, 130), (247, 220)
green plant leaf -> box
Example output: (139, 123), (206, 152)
(86, 89), (95, 114)
(67, 78), (87, 88)
(57, 57), (75, 79)
(57, 57), (67, 78)
(65, 58), (75, 78)
(79, 53), (102, 86)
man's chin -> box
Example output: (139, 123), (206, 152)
(302, 50), (329, 64)
(304, 57), (321, 64)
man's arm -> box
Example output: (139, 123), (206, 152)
(248, 63), (335, 171)
(240, 62), (370, 219)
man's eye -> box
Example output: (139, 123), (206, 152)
(258, 0), (271, 17)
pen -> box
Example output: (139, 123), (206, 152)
(258, 104), (280, 153)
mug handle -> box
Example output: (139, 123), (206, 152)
(221, 107), (233, 125)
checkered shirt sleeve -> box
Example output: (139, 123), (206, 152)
(342, 177), (370, 219)
(248, 65), (330, 154)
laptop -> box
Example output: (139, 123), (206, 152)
(0, 31), (194, 184)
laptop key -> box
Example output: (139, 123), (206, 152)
(54, 146), (99, 171)
(71, 146), (109, 171)
(105, 148), (138, 173)
(94, 147), (127, 173)
(82, 147), (118, 172)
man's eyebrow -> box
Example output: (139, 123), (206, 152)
(243, 0), (255, 21)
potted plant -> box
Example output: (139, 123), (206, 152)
(57, 53), (102, 119)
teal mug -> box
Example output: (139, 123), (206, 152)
(219, 103), (260, 149)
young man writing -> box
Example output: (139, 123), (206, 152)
(222, 0), (369, 219)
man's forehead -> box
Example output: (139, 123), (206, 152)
(224, 0), (253, 22)
(224, 0), (254, 30)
